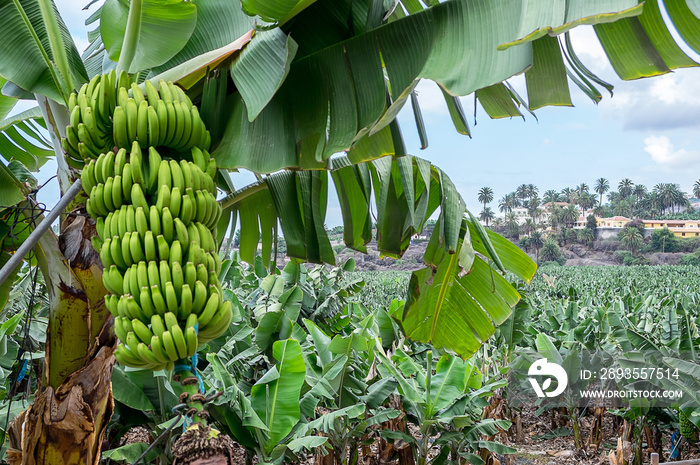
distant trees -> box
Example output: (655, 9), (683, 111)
(619, 228), (643, 254)
(650, 228), (679, 253)
(618, 178), (634, 198)
(530, 231), (544, 264)
(505, 212), (520, 239)
(594, 178), (610, 208)
(479, 207), (494, 227)
(544, 189), (561, 204)
(577, 228), (594, 246)
(478, 187), (495, 227)
(478, 187), (494, 210)
(481, 178), (692, 235)
(498, 193), (518, 214)
(540, 239), (563, 264)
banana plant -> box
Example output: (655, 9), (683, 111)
(206, 338), (314, 464)
(2, 0), (698, 462)
(375, 345), (511, 465)
(511, 334), (599, 450)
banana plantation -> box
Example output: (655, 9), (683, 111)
(0, 0), (698, 464)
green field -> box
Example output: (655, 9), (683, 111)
(354, 265), (700, 311)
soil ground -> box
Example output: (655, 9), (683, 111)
(504, 406), (700, 465)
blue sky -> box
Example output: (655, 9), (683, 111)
(35, 2), (700, 226)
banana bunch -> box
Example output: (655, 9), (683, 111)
(65, 73), (232, 372)
(62, 71), (211, 168)
(680, 409), (697, 439)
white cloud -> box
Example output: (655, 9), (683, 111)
(601, 70), (700, 131)
(643, 135), (700, 167)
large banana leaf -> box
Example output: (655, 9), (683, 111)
(0, 107), (53, 171)
(221, 154), (535, 358)
(0, 0), (87, 102)
(100, 0), (197, 73)
(250, 338), (306, 453)
(0, 161), (27, 207)
(403, 216), (533, 359)
(211, 0), (678, 173)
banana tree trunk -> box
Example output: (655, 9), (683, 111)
(5, 97), (115, 465)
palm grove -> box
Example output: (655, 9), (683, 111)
(479, 178), (700, 264)
(0, 0), (698, 463)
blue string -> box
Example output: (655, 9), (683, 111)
(16, 359), (28, 383)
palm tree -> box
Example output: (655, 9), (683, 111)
(505, 212), (520, 239)
(498, 192), (519, 214)
(561, 187), (575, 203)
(540, 239), (561, 263)
(594, 178), (610, 208)
(477, 187), (494, 211)
(694, 180), (700, 200)
(491, 217), (505, 234)
(578, 192), (596, 217)
(577, 183), (589, 195)
(550, 205), (565, 230)
(544, 189), (561, 205)
(577, 228), (594, 246)
(633, 184), (647, 200)
(479, 207), (495, 227)
(619, 227), (643, 255)
(526, 183), (539, 200)
(522, 218), (536, 235)
(530, 231), (545, 265)
(527, 195), (542, 223)
(618, 178), (634, 198)
(562, 204), (580, 228)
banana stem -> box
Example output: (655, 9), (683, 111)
(116, 0), (143, 74)
(175, 362), (208, 426)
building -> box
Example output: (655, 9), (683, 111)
(573, 216), (700, 239)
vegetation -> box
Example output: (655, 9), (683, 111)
(0, 0), (698, 463)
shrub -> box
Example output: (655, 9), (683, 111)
(586, 214), (598, 232)
(678, 237), (700, 253)
(650, 228), (679, 253)
(679, 254), (700, 266)
(540, 239), (563, 263)
(614, 250), (632, 264)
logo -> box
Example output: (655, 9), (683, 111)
(528, 359), (568, 398)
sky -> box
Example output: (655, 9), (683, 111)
(28, 1), (700, 226)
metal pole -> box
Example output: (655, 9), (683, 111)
(0, 179), (83, 287)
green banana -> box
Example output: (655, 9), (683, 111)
(132, 318), (154, 345)
(171, 325), (188, 358)
(197, 292), (222, 327)
(144, 231), (156, 261)
(160, 331), (179, 361)
(179, 284), (193, 319)
(161, 207), (174, 243)
(135, 206), (149, 239)
(137, 100), (149, 148)
(185, 326), (198, 357)
(150, 335), (170, 363)
(147, 105), (160, 147)
(149, 206), (162, 236)
(121, 162), (133, 202)
(151, 314), (166, 338)
(151, 285), (167, 315)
